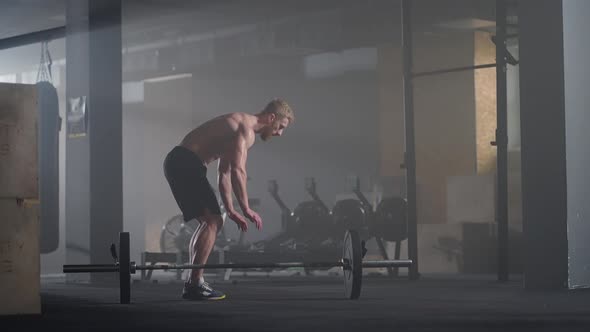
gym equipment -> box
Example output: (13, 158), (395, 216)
(63, 230), (413, 303)
(331, 199), (368, 236)
(267, 180), (296, 234)
(348, 176), (408, 242)
(301, 177), (335, 238)
(374, 196), (408, 242)
(348, 176), (409, 277)
(303, 177), (331, 213)
(243, 180), (306, 253)
(292, 200), (331, 239)
(36, 81), (60, 253)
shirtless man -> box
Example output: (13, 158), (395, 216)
(163, 99), (294, 300)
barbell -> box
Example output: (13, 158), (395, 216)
(63, 230), (413, 303)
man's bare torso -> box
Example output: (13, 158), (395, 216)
(180, 113), (255, 165)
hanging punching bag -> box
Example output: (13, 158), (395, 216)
(36, 81), (60, 253)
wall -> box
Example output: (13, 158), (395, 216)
(474, 30), (497, 174)
(122, 101), (147, 260)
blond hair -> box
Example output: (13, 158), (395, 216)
(261, 98), (294, 124)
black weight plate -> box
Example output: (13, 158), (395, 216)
(343, 229), (362, 300)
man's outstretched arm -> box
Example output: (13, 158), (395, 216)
(218, 154), (249, 231)
(227, 135), (262, 229)
(217, 157), (235, 215)
(228, 135), (250, 214)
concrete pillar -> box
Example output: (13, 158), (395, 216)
(562, 0), (590, 289)
(519, 0), (590, 289)
(65, 0), (122, 283)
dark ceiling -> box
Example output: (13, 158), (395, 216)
(0, 1), (517, 80)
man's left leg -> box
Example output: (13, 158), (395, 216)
(187, 220), (202, 283)
(183, 210), (226, 300)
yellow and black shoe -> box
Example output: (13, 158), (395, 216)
(182, 281), (226, 301)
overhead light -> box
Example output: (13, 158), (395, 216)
(143, 73), (192, 83)
(304, 48), (377, 79)
(435, 18), (496, 30)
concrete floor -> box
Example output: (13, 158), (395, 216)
(3, 274), (590, 332)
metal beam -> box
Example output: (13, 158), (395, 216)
(413, 63), (497, 78)
(495, 0), (509, 282)
(0, 27), (65, 51)
(401, 0), (419, 281)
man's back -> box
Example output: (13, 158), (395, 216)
(180, 113), (254, 166)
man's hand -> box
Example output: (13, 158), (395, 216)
(244, 208), (263, 230)
(227, 210), (248, 232)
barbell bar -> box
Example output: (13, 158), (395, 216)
(63, 260), (412, 273)
(63, 230), (413, 303)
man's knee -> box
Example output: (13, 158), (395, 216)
(199, 211), (224, 232)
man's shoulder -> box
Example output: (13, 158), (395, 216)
(225, 112), (250, 121)
(220, 112), (245, 126)
(227, 113), (253, 129)
(221, 113), (253, 142)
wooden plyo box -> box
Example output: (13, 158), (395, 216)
(0, 199), (40, 315)
(0, 82), (40, 315)
(0, 83), (38, 199)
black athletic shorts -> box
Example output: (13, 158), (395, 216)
(163, 146), (221, 221)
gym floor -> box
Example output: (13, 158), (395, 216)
(4, 273), (590, 332)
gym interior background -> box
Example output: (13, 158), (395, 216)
(1, 0), (590, 330)
(0, 0), (521, 276)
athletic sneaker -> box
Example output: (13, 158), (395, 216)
(182, 281), (226, 301)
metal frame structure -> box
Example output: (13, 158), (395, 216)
(400, 0), (510, 282)
(0, 27), (65, 51)
(495, 0), (509, 282)
(401, 0), (419, 281)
